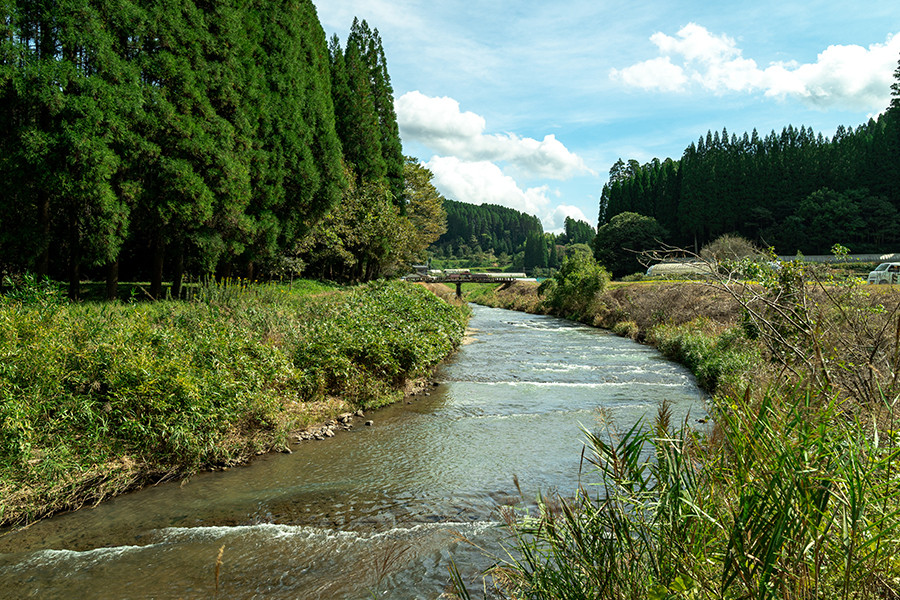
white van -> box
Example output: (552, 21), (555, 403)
(867, 263), (900, 284)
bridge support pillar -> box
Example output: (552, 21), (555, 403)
(455, 282), (462, 298)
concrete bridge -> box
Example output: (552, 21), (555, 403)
(409, 272), (524, 297)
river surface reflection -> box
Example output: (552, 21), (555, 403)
(0, 304), (706, 599)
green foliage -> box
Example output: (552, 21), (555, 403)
(331, 18), (404, 206)
(1, 273), (67, 310)
(0, 279), (467, 525)
(650, 319), (759, 391)
(432, 199), (544, 259)
(601, 107), (900, 255)
(296, 168), (409, 282)
(891, 54), (900, 113)
(561, 216), (596, 246)
(494, 386), (900, 600)
(700, 233), (761, 262)
(594, 212), (668, 278)
(0, 1), (362, 292)
(523, 231), (549, 273)
(401, 157), (449, 261)
(538, 253), (610, 319)
(291, 280), (467, 406)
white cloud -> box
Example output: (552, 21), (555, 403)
(423, 156), (596, 233)
(610, 57), (688, 92)
(425, 156), (552, 217)
(611, 23), (900, 111)
(396, 91), (593, 179)
(543, 204), (593, 234)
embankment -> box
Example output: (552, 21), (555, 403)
(463, 273), (900, 597)
(465, 280), (756, 394)
(0, 280), (469, 526)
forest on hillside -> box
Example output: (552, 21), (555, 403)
(430, 199), (543, 259)
(0, 2), (445, 297)
(430, 199), (596, 273)
(598, 57), (900, 256)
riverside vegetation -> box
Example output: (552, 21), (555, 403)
(456, 254), (900, 599)
(0, 278), (468, 527)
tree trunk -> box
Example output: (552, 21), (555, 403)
(106, 260), (119, 301)
(34, 24), (54, 279)
(35, 190), (50, 278)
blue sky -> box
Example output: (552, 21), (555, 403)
(311, 0), (900, 233)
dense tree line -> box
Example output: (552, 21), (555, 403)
(430, 200), (599, 275)
(558, 216), (595, 246)
(0, 2), (412, 296)
(431, 199), (544, 258)
(598, 56), (900, 255)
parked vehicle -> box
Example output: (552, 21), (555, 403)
(867, 262), (900, 284)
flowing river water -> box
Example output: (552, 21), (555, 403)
(0, 304), (706, 599)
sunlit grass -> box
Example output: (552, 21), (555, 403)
(489, 389), (900, 600)
(0, 278), (467, 526)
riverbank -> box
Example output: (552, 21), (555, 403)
(459, 274), (900, 598)
(0, 280), (469, 527)
(464, 280), (754, 394)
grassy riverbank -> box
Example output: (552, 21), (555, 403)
(459, 272), (900, 599)
(465, 280), (757, 394)
(0, 279), (468, 527)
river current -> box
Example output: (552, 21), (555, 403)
(0, 304), (705, 599)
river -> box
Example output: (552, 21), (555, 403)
(0, 304), (705, 599)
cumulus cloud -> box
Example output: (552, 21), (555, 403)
(543, 204), (593, 234)
(611, 23), (900, 111)
(425, 156), (553, 217)
(396, 91), (593, 179)
(611, 56), (688, 92)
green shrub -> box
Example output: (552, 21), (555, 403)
(0, 279), (467, 525)
(611, 320), (639, 339)
(649, 319), (758, 391)
(538, 253), (610, 319)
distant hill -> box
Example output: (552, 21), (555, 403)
(430, 199), (543, 258)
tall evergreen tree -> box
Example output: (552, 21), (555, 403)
(131, 0), (224, 297)
(563, 216), (595, 245)
(891, 54), (900, 112)
(353, 22), (404, 208)
(331, 20), (386, 186)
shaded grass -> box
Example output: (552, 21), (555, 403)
(0, 279), (468, 526)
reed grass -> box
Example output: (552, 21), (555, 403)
(490, 388), (900, 599)
(458, 262), (900, 599)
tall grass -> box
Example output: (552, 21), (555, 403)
(460, 260), (900, 599)
(0, 278), (468, 526)
(491, 390), (900, 599)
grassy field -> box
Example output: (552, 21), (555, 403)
(456, 268), (900, 599)
(0, 278), (468, 526)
